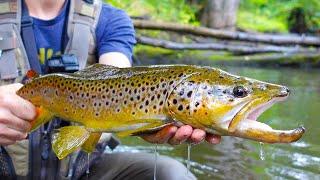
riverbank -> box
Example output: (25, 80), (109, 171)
(134, 45), (320, 68)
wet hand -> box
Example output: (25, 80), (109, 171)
(0, 84), (37, 146)
(141, 125), (221, 145)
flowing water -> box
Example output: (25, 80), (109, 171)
(154, 144), (158, 180)
(115, 65), (320, 180)
(187, 143), (192, 173)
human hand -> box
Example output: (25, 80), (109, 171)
(0, 83), (37, 146)
(141, 125), (221, 145)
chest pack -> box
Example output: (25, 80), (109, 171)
(0, 0), (105, 179)
(0, 0), (102, 86)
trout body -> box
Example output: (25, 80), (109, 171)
(18, 64), (305, 159)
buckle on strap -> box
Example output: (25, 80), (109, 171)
(21, 16), (33, 27)
(0, 37), (2, 58)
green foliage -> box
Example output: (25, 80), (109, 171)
(106, 0), (200, 25)
(238, 0), (320, 32)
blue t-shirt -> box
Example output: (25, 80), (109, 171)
(24, 0), (136, 67)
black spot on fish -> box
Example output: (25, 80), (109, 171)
(137, 95), (141, 100)
(187, 91), (193, 98)
(178, 105), (183, 111)
(178, 73), (183, 77)
(195, 102), (200, 107)
(159, 101), (164, 106)
(157, 94), (161, 99)
(139, 105), (143, 109)
(163, 89), (167, 95)
(145, 100), (149, 106)
(106, 101), (109, 106)
(202, 85), (208, 89)
(130, 97), (134, 101)
(151, 87), (155, 91)
(124, 100), (127, 105)
(151, 96), (155, 101)
(145, 109), (148, 113)
(179, 90), (184, 96)
(173, 99), (178, 104)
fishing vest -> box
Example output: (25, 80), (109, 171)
(0, 0), (111, 179)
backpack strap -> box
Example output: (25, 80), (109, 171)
(0, 0), (30, 85)
(64, 0), (102, 69)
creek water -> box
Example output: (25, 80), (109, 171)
(115, 65), (320, 180)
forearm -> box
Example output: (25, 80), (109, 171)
(99, 52), (132, 68)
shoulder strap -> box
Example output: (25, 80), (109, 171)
(20, 0), (42, 74)
(0, 0), (30, 84)
(64, 0), (102, 70)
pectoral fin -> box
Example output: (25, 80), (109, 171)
(30, 107), (54, 132)
(52, 126), (90, 159)
(81, 132), (102, 153)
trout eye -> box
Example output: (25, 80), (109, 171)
(233, 86), (247, 98)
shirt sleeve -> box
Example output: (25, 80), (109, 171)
(95, 4), (136, 64)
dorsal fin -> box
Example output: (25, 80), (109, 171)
(72, 64), (121, 78)
(22, 70), (40, 84)
(26, 69), (39, 79)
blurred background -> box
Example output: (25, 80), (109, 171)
(106, 1), (320, 179)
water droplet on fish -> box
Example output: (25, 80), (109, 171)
(259, 142), (265, 161)
(154, 144), (158, 180)
(86, 153), (90, 176)
(187, 143), (191, 174)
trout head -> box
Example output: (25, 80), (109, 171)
(166, 67), (304, 143)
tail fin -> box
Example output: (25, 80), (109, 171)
(30, 107), (54, 132)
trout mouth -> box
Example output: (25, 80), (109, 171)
(228, 96), (305, 143)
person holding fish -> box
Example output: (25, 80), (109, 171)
(0, 0), (221, 179)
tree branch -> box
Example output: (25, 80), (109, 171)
(136, 36), (318, 54)
(133, 20), (320, 46)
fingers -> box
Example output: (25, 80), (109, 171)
(0, 109), (31, 132)
(0, 124), (27, 142)
(0, 84), (37, 121)
(0, 84), (35, 146)
(140, 125), (222, 146)
(189, 129), (206, 144)
(168, 125), (193, 145)
(205, 134), (221, 145)
(0, 94), (36, 121)
(141, 125), (177, 144)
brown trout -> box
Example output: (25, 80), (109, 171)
(17, 64), (305, 159)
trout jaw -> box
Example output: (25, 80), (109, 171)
(226, 96), (305, 143)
